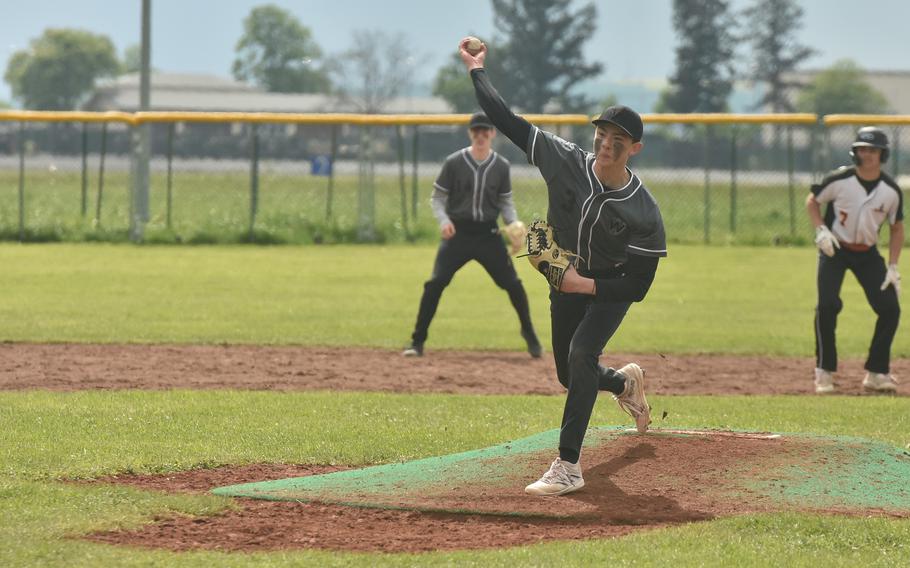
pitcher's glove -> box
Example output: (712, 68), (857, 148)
(523, 220), (577, 289)
(502, 221), (527, 255)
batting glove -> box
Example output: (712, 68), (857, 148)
(881, 264), (901, 295)
(814, 225), (840, 257)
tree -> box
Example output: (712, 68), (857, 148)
(490, 0), (602, 113)
(122, 44), (142, 74)
(330, 30), (417, 113)
(232, 4), (331, 93)
(3, 28), (119, 110)
(741, 0), (816, 112)
(432, 54), (478, 113)
(658, 0), (736, 113)
(796, 59), (890, 115)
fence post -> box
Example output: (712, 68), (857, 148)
(396, 124), (409, 235)
(80, 122), (88, 217)
(357, 125), (376, 241)
(129, 121), (151, 242)
(729, 125), (737, 234)
(166, 122), (175, 229)
(787, 125), (796, 236)
(17, 122), (25, 241)
(249, 123), (260, 241)
(95, 122), (107, 226)
(411, 125), (419, 221)
(892, 126), (900, 179)
(325, 124), (337, 221)
(703, 124), (711, 244)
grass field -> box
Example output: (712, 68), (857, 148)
(0, 169), (818, 246)
(1, 243), (909, 566)
(0, 243), (905, 356)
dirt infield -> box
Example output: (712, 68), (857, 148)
(4, 342), (904, 554)
(2, 342), (907, 396)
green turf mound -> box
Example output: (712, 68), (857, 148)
(212, 427), (910, 519)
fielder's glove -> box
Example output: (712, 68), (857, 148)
(523, 220), (577, 289)
(501, 221), (527, 255)
(814, 225), (840, 257)
(881, 263), (901, 295)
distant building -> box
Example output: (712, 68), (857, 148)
(79, 72), (457, 161)
(82, 72), (452, 114)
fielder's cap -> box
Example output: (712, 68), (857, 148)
(469, 112), (494, 129)
(592, 105), (643, 142)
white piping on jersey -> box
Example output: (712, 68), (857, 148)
(580, 155), (602, 223)
(529, 128), (540, 166)
(628, 244), (667, 254)
(432, 182), (450, 193)
(584, 178), (643, 268)
(460, 148), (497, 221)
(577, 158), (636, 267)
(478, 154), (498, 221)
(460, 150), (480, 220)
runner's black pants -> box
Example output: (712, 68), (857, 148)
(410, 223), (536, 346)
(815, 247), (900, 374)
(549, 288), (631, 465)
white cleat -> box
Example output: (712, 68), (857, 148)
(862, 372), (898, 393)
(614, 363), (651, 433)
(814, 368), (835, 394)
(524, 458), (584, 496)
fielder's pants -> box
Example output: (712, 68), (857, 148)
(815, 247), (900, 374)
(410, 224), (536, 346)
(549, 289), (631, 464)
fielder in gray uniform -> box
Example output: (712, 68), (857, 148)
(402, 112), (542, 358)
(459, 38), (666, 496)
(807, 126), (903, 394)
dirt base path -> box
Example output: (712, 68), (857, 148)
(2, 343), (907, 396)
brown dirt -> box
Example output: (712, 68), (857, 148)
(4, 342), (903, 554)
(2, 342), (907, 396)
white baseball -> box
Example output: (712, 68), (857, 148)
(465, 37), (484, 56)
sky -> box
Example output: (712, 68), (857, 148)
(3, 0), (910, 105)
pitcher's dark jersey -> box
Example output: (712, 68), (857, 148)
(527, 127), (667, 270)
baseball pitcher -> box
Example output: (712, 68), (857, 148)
(459, 37), (666, 496)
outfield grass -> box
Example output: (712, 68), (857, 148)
(0, 391), (908, 566)
(0, 243), (906, 356)
(0, 169), (817, 246)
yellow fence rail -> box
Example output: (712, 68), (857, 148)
(0, 110), (828, 126)
(6, 110), (910, 126)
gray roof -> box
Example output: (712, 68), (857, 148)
(83, 71), (452, 114)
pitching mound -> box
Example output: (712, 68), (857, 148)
(87, 429), (910, 553)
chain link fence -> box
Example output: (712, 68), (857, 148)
(0, 112), (906, 246)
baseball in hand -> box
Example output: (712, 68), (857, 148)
(464, 37), (484, 56)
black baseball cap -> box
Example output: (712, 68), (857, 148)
(469, 112), (494, 130)
(592, 105), (643, 142)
